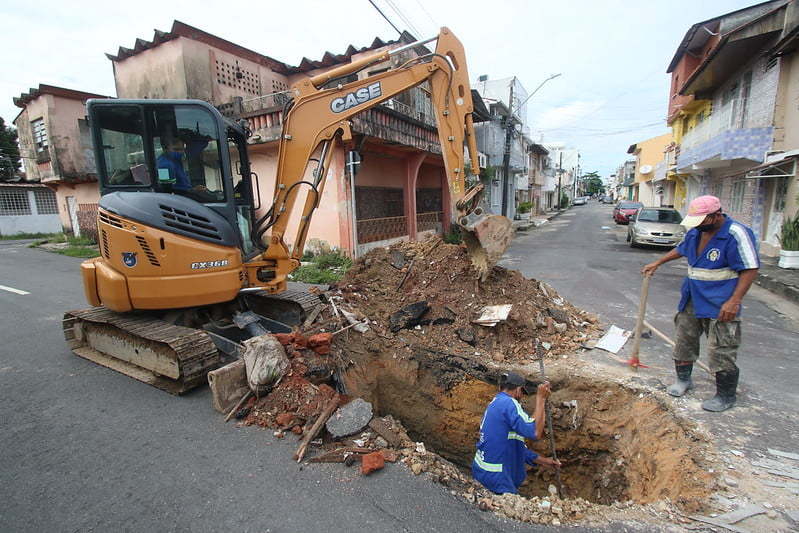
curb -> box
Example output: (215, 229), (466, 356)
(755, 271), (799, 305)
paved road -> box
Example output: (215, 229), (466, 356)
(0, 240), (548, 533)
(502, 202), (799, 454)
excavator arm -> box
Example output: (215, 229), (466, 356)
(251, 27), (512, 291)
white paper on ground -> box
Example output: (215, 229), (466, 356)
(595, 325), (631, 354)
(473, 304), (513, 326)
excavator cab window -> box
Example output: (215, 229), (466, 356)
(150, 105), (226, 204)
(228, 131), (257, 256)
(95, 105), (151, 189)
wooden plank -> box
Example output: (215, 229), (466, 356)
(715, 504), (766, 524)
(72, 346), (189, 395)
(768, 448), (799, 462)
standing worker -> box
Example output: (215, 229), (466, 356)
(472, 372), (561, 494)
(642, 195), (759, 412)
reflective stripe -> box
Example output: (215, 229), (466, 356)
(688, 266), (739, 281)
(511, 398), (535, 424)
(474, 450), (503, 472)
(729, 223), (759, 269)
(507, 431), (525, 442)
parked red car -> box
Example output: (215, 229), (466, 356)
(613, 201), (643, 224)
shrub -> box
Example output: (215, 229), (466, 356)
(443, 227), (463, 244)
(517, 201), (533, 214)
(559, 193), (570, 209)
(778, 211), (799, 251)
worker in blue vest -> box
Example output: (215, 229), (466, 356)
(642, 195), (760, 412)
(472, 372), (561, 494)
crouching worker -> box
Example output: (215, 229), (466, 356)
(472, 372), (561, 494)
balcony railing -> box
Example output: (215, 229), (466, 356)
(680, 100), (772, 152)
(416, 211), (442, 232)
(357, 215), (407, 244)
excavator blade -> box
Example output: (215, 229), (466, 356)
(460, 214), (514, 278)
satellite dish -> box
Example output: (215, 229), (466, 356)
(640, 165), (653, 174)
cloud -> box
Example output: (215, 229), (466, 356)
(533, 100), (606, 131)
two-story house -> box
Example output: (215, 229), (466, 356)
(527, 143), (549, 214)
(627, 133), (672, 207)
(13, 84), (111, 235)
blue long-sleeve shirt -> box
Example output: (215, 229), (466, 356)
(472, 391), (538, 494)
(156, 151), (191, 190)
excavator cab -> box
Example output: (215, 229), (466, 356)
(89, 99), (258, 257)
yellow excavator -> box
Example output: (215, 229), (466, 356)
(63, 28), (513, 393)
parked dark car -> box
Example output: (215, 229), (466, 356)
(627, 208), (685, 247)
(613, 201), (643, 224)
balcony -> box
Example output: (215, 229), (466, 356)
(677, 100), (773, 172)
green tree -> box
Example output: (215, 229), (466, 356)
(581, 171), (605, 195)
(0, 117), (21, 181)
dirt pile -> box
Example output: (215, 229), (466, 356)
(332, 236), (601, 362)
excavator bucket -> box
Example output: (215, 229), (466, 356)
(459, 214), (514, 279)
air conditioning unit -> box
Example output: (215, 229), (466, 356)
(478, 152), (488, 169)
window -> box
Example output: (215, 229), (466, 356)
(31, 119), (48, 152)
(34, 188), (58, 214)
(637, 209), (682, 223)
(96, 106), (150, 188)
(0, 189), (31, 216)
(151, 105), (225, 203)
(730, 180), (746, 212)
(710, 181), (723, 200)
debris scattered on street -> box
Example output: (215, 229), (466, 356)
(594, 325), (630, 354)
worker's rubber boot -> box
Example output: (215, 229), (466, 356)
(666, 361), (693, 397)
(701, 367), (739, 412)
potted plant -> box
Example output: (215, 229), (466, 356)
(778, 211), (799, 269)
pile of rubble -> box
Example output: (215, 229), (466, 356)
(329, 236), (602, 362)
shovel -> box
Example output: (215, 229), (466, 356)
(626, 274), (651, 370)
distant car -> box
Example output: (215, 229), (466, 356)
(613, 201), (643, 224)
(627, 208), (685, 247)
(573, 196), (587, 206)
(602, 196), (615, 204)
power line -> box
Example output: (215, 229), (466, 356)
(413, 0), (439, 31)
(384, 0), (421, 36)
(367, 0), (402, 36)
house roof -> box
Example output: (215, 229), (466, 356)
(667, 0), (784, 73)
(107, 20), (412, 75)
(13, 84), (110, 109)
(680, 2), (788, 97)
(528, 143), (549, 155)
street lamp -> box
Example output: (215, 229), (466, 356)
(500, 73), (562, 217)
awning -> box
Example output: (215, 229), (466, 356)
(744, 152), (798, 179)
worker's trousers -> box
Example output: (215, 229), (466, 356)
(673, 300), (740, 373)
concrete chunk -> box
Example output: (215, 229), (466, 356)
(326, 398), (373, 438)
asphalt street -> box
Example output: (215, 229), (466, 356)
(502, 201), (799, 454)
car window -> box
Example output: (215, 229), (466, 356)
(619, 202), (642, 209)
(638, 209), (682, 223)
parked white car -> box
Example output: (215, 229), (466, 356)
(627, 208), (685, 247)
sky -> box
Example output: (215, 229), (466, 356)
(0, 0), (760, 179)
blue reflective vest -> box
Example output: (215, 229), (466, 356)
(676, 215), (759, 319)
(472, 392), (538, 494)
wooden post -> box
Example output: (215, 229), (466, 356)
(629, 274), (651, 369)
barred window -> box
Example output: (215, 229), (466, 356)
(34, 188), (58, 214)
(0, 190), (32, 216)
(32, 119), (48, 152)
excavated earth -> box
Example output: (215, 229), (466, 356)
(244, 237), (720, 527)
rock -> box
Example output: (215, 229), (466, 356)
(545, 317), (555, 334)
(539, 500), (551, 512)
(410, 462), (423, 475)
(326, 398), (373, 438)
(291, 425), (303, 435)
(723, 476), (738, 488)
(548, 484), (558, 498)
(766, 510), (777, 519)
(554, 322), (567, 333)
(492, 352), (505, 362)
(361, 452), (385, 475)
(548, 307), (570, 324)
(541, 341), (552, 351)
(389, 301), (431, 332)
(432, 306), (456, 325)
(389, 250), (408, 269)
(456, 327), (476, 346)
(380, 449), (398, 462)
(375, 436), (388, 448)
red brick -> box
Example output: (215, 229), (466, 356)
(307, 333), (332, 348)
(360, 451), (385, 475)
(312, 344), (331, 355)
(293, 334), (308, 348)
(274, 333), (294, 346)
(291, 425), (303, 435)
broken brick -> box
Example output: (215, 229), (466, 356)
(293, 334), (308, 348)
(274, 333), (294, 346)
(291, 425), (303, 435)
(276, 412), (294, 426)
(360, 451), (385, 475)
(308, 333), (332, 348)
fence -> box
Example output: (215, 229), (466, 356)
(357, 215), (408, 244)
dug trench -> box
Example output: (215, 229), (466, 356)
(337, 341), (715, 513)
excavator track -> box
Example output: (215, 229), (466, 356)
(63, 307), (221, 395)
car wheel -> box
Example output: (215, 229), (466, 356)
(630, 237), (638, 248)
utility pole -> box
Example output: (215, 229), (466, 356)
(557, 152), (563, 212)
(500, 78), (515, 218)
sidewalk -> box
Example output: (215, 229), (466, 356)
(756, 255), (799, 305)
(512, 208), (566, 232)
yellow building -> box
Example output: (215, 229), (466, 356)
(666, 99), (712, 213)
(626, 133), (672, 207)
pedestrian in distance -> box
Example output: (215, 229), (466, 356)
(472, 372), (561, 495)
(641, 195), (760, 412)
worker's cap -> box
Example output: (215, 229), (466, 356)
(501, 372), (532, 394)
(681, 195), (721, 229)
